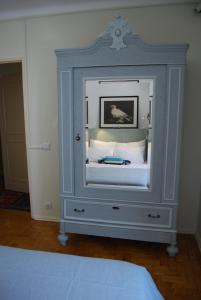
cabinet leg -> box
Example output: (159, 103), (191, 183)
(166, 232), (179, 256)
(58, 233), (69, 246)
(166, 243), (178, 257)
(58, 221), (68, 246)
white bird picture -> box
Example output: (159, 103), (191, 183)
(101, 97), (138, 128)
(110, 104), (132, 123)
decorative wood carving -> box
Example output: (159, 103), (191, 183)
(99, 16), (135, 51)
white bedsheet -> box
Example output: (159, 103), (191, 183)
(86, 162), (150, 186)
(0, 246), (164, 300)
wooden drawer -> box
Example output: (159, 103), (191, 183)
(64, 200), (172, 228)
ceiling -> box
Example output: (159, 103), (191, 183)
(0, 0), (197, 21)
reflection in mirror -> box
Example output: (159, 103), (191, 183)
(85, 79), (154, 190)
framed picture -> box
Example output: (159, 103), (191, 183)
(85, 97), (88, 127)
(100, 96), (138, 128)
(147, 96), (152, 128)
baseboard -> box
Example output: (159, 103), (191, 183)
(195, 232), (201, 253)
(178, 227), (195, 234)
(31, 214), (59, 222)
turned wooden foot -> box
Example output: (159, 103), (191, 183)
(166, 244), (178, 257)
(58, 233), (69, 246)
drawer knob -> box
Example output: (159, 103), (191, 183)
(74, 208), (85, 213)
(112, 206), (120, 210)
(148, 213), (160, 219)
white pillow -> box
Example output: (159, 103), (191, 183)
(88, 146), (114, 162)
(86, 141), (89, 159)
(147, 142), (151, 164)
(113, 143), (145, 164)
(115, 140), (145, 148)
(90, 139), (116, 149)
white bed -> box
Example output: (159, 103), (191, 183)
(86, 162), (150, 186)
(0, 246), (164, 300)
(86, 138), (151, 187)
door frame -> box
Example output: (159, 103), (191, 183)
(0, 57), (33, 215)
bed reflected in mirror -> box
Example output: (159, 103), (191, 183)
(84, 79), (154, 190)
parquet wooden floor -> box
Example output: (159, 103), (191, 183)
(0, 209), (200, 300)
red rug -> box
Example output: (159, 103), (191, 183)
(0, 189), (30, 211)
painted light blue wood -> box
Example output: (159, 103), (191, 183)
(58, 69), (74, 195)
(56, 16), (188, 256)
(163, 66), (185, 202)
(55, 36), (188, 68)
(98, 16), (134, 51)
(65, 199), (172, 228)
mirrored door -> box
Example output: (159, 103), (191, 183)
(85, 79), (153, 189)
(73, 65), (166, 203)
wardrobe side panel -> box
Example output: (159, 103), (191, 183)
(58, 69), (74, 195)
(163, 65), (185, 203)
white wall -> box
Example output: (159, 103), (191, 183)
(0, 4), (200, 232)
(0, 20), (25, 60)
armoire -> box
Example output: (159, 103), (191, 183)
(55, 17), (188, 255)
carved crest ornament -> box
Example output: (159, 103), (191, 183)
(99, 16), (135, 51)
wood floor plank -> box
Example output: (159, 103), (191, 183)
(0, 209), (201, 299)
